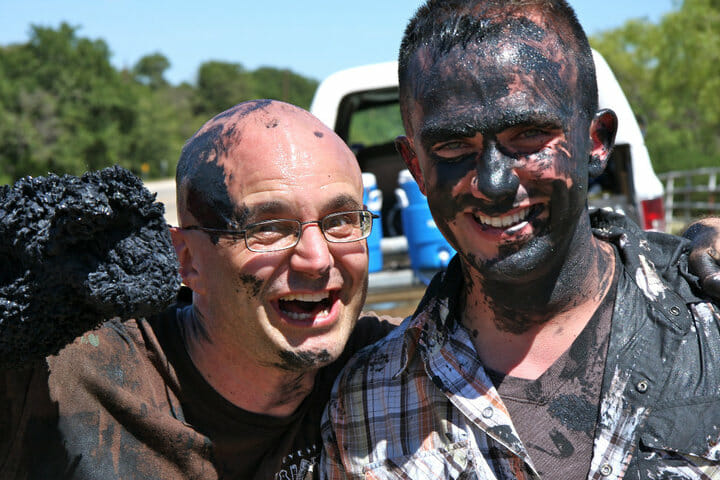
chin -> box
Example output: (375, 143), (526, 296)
(275, 347), (335, 371)
(464, 236), (558, 283)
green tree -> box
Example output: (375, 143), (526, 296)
(0, 23), (138, 179)
(134, 53), (171, 90)
(195, 61), (254, 115)
(591, 0), (720, 172)
(0, 24), (321, 184)
(251, 67), (318, 109)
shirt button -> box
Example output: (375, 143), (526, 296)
(636, 380), (649, 393)
(600, 463), (613, 476)
(482, 407), (494, 419)
(669, 306), (681, 316)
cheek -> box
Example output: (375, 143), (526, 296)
(522, 143), (577, 192)
(425, 159), (476, 220)
(335, 243), (369, 277)
(220, 248), (277, 297)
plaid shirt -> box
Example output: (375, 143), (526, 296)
(321, 211), (720, 479)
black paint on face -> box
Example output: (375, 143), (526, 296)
(275, 349), (332, 371)
(407, 16), (592, 285)
(314, 131), (324, 138)
(238, 273), (263, 297)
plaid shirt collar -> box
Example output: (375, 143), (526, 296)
(396, 254), (466, 378)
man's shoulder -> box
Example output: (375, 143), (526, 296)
(47, 305), (181, 385)
(336, 317), (413, 388)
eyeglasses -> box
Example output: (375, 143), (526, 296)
(180, 210), (378, 253)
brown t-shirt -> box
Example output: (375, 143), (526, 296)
(487, 259), (619, 479)
(0, 298), (394, 480)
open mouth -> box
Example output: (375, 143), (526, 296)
(472, 204), (543, 233)
(277, 292), (334, 321)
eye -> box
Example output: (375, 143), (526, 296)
(247, 220), (296, 245)
(502, 127), (559, 155)
(431, 140), (474, 160)
(323, 211), (361, 240)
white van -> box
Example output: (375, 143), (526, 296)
(310, 51), (666, 272)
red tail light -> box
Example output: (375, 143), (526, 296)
(641, 197), (665, 231)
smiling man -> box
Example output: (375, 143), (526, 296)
(321, 1), (720, 478)
(167, 100), (395, 479)
(0, 100), (393, 480)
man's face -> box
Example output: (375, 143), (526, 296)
(181, 107), (367, 371)
(400, 21), (594, 282)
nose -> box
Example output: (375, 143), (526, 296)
(471, 142), (519, 209)
(289, 222), (333, 276)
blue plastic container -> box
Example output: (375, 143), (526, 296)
(362, 173), (383, 273)
(396, 170), (455, 275)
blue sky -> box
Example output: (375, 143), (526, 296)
(0, 0), (677, 85)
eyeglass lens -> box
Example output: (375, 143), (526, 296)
(245, 211), (371, 252)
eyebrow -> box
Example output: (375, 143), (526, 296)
(419, 123), (479, 151)
(419, 110), (564, 150)
(243, 194), (363, 223)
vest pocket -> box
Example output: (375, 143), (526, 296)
(637, 397), (720, 475)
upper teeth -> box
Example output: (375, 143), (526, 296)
(280, 292), (328, 302)
(475, 207), (530, 228)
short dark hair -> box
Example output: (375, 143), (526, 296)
(398, 0), (598, 126)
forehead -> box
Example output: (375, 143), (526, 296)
(406, 15), (580, 130)
(220, 116), (362, 209)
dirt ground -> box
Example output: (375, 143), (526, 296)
(363, 285), (426, 321)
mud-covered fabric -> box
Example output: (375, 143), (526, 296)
(0, 294), (394, 480)
(0, 166), (180, 368)
(321, 210), (720, 480)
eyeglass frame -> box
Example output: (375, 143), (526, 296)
(176, 209), (379, 253)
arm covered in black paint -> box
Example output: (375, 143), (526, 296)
(0, 166), (181, 368)
(684, 217), (720, 300)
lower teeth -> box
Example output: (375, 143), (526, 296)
(505, 221), (529, 234)
(285, 308), (329, 320)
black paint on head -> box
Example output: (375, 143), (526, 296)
(211, 99), (273, 121)
(176, 124), (250, 240)
(398, 0), (598, 126)
(266, 118), (279, 128)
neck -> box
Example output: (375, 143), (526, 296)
(180, 306), (317, 417)
(462, 224), (616, 379)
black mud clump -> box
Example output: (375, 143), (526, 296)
(0, 166), (181, 368)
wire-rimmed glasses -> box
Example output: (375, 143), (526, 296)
(179, 210), (378, 253)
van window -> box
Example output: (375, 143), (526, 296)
(348, 103), (404, 148)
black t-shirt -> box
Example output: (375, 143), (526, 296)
(155, 303), (395, 480)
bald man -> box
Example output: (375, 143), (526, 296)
(1, 100), (393, 480)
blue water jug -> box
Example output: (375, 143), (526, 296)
(396, 170), (455, 278)
(362, 172), (383, 273)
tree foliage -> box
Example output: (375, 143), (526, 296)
(591, 0), (720, 173)
(0, 23), (319, 184)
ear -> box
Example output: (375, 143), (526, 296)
(170, 227), (203, 294)
(588, 109), (618, 178)
(394, 136), (426, 195)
